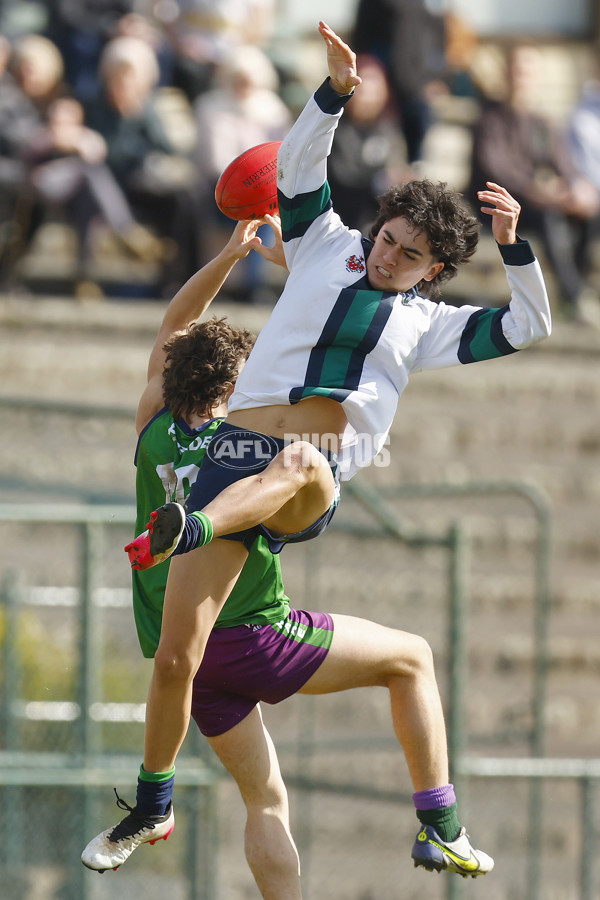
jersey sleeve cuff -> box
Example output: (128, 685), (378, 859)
(314, 77), (354, 114)
(497, 237), (536, 266)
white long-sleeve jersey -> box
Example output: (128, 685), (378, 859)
(228, 79), (552, 480)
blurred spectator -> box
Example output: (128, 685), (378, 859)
(111, 11), (174, 85)
(565, 50), (600, 326)
(0, 33), (30, 195)
(0, 32), (67, 286)
(350, 0), (446, 169)
(467, 43), (600, 323)
(85, 35), (199, 295)
(327, 54), (405, 231)
(157, 0), (276, 103)
(193, 43), (291, 300)
(46, 0), (134, 103)
(0, 33), (63, 168)
(438, 11), (481, 100)
(26, 97), (169, 288)
(11, 31), (66, 114)
(0, 33), (25, 283)
(568, 48), (600, 199)
(0, 32), (169, 295)
(194, 44), (290, 187)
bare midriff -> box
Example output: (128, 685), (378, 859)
(226, 395), (348, 450)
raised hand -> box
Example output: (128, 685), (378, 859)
(477, 182), (520, 245)
(318, 20), (362, 95)
(227, 216), (287, 270)
(223, 218), (264, 259)
(252, 215), (288, 271)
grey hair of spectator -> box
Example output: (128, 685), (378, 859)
(216, 45), (280, 93)
(98, 36), (160, 89)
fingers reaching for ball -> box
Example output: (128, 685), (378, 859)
(224, 215), (287, 271)
(251, 215), (288, 271)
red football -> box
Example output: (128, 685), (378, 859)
(215, 141), (281, 220)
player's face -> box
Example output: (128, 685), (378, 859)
(366, 217), (445, 293)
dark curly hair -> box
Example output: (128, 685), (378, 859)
(162, 316), (255, 421)
(368, 180), (480, 298)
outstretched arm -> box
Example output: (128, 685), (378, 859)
(137, 215), (285, 433)
(415, 183), (551, 371)
(146, 216), (283, 383)
(277, 23), (362, 268)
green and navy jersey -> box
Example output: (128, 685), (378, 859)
(132, 408), (291, 658)
(228, 78), (552, 480)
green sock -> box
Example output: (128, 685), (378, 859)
(190, 510), (213, 547)
(139, 764), (176, 783)
(416, 802), (461, 843)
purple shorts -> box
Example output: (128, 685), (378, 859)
(191, 607), (334, 736)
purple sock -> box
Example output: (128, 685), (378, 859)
(412, 783), (456, 811)
(413, 784), (460, 842)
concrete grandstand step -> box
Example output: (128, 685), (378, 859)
(375, 559), (598, 617)
(495, 632), (600, 674)
(13, 222), (163, 299)
(550, 567), (600, 613)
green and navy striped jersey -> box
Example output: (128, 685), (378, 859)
(228, 79), (551, 480)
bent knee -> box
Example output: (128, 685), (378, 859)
(281, 441), (325, 479)
(153, 643), (198, 684)
(408, 633), (435, 674)
(390, 632), (435, 680)
(242, 779), (289, 812)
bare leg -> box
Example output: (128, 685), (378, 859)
(201, 441), (336, 537)
(125, 444), (337, 571)
(208, 707), (302, 900)
(299, 614), (449, 791)
(144, 539), (249, 772)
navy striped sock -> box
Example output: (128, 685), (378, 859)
(136, 766), (175, 816)
(172, 511), (213, 555)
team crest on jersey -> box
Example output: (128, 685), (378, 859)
(345, 254), (365, 273)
